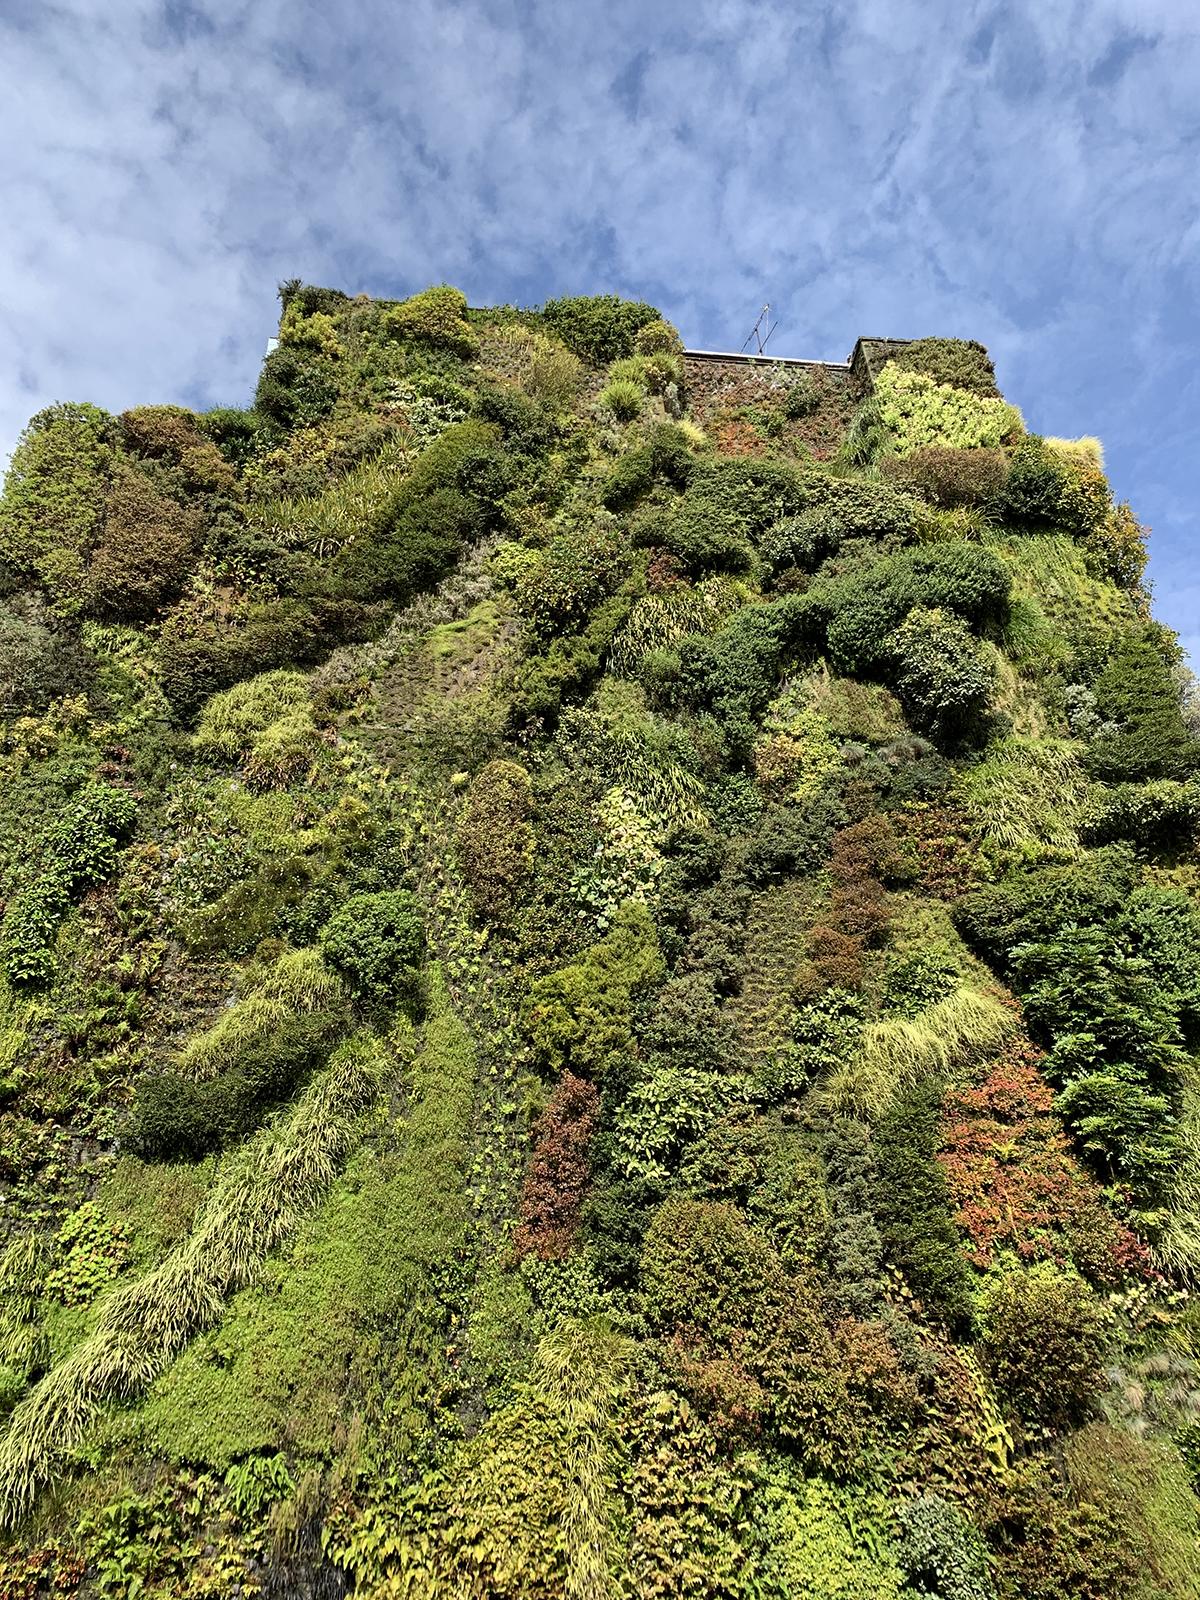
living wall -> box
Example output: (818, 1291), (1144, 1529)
(0, 302), (1198, 1599)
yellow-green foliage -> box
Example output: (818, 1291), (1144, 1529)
(821, 985), (1015, 1120)
(609, 579), (745, 675)
(0, 1032), (386, 1526)
(1045, 435), (1104, 470)
(754, 1468), (903, 1599)
(598, 377), (644, 422)
(383, 285), (478, 356)
(874, 362), (1023, 457)
(522, 901), (665, 1077)
(330, 1321), (628, 1600)
(997, 532), (1140, 645)
(278, 302), (342, 357)
(0, 402), (114, 600)
(250, 434), (412, 557)
(1066, 1423), (1200, 1599)
(754, 683), (843, 801)
(195, 669), (322, 787)
(960, 737), (1090, 861)
(176, 949), (344, 1081)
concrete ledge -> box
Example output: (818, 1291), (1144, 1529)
(684, 348), (851, 370)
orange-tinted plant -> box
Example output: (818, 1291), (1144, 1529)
(939, 1041), (1149, 1285)
(514, 1073), (600, 1260)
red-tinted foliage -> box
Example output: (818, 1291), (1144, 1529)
(939, 1042), (1150, 1285)
(896, 801), (983, 901)
(514, 1072), (600, 1261)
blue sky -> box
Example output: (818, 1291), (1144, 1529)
(2, 0), (1197, 662)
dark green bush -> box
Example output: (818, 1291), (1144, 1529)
(331, 420), (506, 604)
(278, 280), (350, 317)
(889, 606), (996, 737)
(872, 1080), (974, 1330)
(643, 458), (814, 575)
(813, 543), (1010, 674)
(131, 1010), (341, 1158)
(1084, 632), (1200, 782)
(319, 890), (424, 1007)
(540, 294), (662, 365)
(893, 337), (1000, 398)
(979, 1265), (1106, 1430)
(0, 593), (93, 714)
(678, 595), (811, 752)
(757, 474), (918, 583)
(2, 782), (138, 986)
(956, 859), (1200, 1198)
(1080, 780), (1200, 849)
(200, 407), (275, 466)
(601, 423), (695, 510)
(156, 597), (330, 717)
(254, 346), (339, 430)
(894, 1495), (996, 1600)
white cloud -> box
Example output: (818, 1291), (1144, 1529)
(1, 0), (1197, 654)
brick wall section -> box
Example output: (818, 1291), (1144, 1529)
(681, 351), (860, 461)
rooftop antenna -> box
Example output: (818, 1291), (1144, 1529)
(740, 302), (779, 356)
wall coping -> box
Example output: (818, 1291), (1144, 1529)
(683, 348), (851, 371)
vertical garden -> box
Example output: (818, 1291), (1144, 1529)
(0, 283), (1198, 1598)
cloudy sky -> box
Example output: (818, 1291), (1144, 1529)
(2, 0), (1198, 660)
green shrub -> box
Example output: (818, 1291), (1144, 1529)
(1, 782), (138, 986)
(85, 463), (200, 620)
(888, 606), (996, 736)
(194, 669), (319, 786)
(254, 345), (338, 429)
(541, 294), (662, 365)
(0, 593), (93, 714)
(894, 1494), (995, 1600)
(633, 318), (683, 356)
(872, 364), (1022, 458)
(320, 890), (424, 1007)
(515, 515), (631, 631)
(893, 337), (1000, 397)
(132, 1005), (343, 1158)
(883, 444), (1008, 508)
(601, 422), (695, 510)
(871, 1080), (974, 1329)
(278, 280), (350, 317)
(1085, 632), (1200, 782)
(813, 543), (1010, 674)
(598, 377), (643, 421)
(156, 595), (330, 717)
(1081, 779), (1200, 849)
(0, 402), (115, 600)
(200, 407), (273, 466)
(645, 457), (819, 576)
(640, 1196), (782, 1342)
(382, 285), (478, 355)
(979, 1264), (1106, 1430)
(456, 759), (535, 920)
(522, 901), (665, 1078)
(331, 418), (506, 603)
